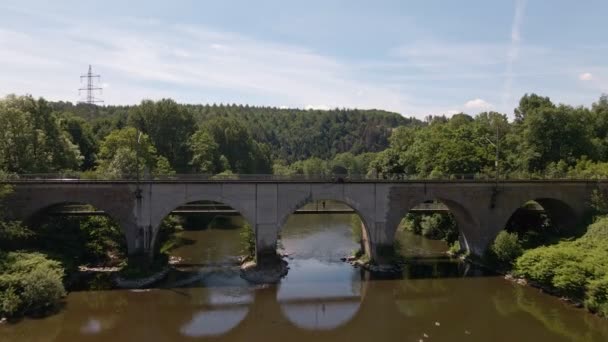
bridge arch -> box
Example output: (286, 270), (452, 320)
(22, 201), (128, 265)
(504, 198), (580, 232)
(496, 197), (583, 250)
(277, 197), (374, 258)
(149, 197), (256, 257)
(386, 193), (479, 255)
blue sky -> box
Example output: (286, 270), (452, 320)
(0, 0), (606, 118)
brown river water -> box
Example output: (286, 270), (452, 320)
(2, 213), (608, 341)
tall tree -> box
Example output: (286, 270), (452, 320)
(198, 117), (272, 174)
(96, 127), (173, 179)
(60, 114), (98, 170)
(0, 95), (82, 173)
(128, 99), (196, 171)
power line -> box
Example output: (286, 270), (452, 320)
(78, 64), (104, 105)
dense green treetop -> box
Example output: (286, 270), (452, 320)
(0, 95), (82, 173)
(128, 99), (196, 172)
(2, 93), (608, 178)
(96, 127), (174, 179)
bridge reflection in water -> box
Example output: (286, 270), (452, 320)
(4, 248), (608, 341)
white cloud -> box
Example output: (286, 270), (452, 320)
(0, 18), (414, 115)
(304, 104), (330, 110)
(579, 72), (593, 81)
(464, 98), (493, 111)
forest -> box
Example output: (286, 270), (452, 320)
(2, 92), (608, 319)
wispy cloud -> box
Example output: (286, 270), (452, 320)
(0, 16), (414, 114)
(1, 1), (606, 119)
(502, 0), (527, 110)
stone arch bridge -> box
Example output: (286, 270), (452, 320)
(2, 179), (605, 262)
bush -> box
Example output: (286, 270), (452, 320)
(490, 231), (523, 266)
(240, 223), (255, 259)
(156, 215), (184, 255)
(402, 212), (458, 244)
(420, 214), (443, 239)
(447, 240), (462, 255)
(32, 214), (126, 269)
(585, 276), (608, 317)
(0, 252), (66, 318)
(551, 262), (589, 298)
(509, 217), (608, 316)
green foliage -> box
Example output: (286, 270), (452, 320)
(0, 95), (82, 173)
(189, 130), (221, 173)
(0, 184), (35, 251)
(585, 276), (608, 316)
(156, 215), (184, 255)
(187, 105), (415, 162)
(96, 127), (175, 178)
(447, 240), (463, 255)
(0, 251), (66, 318)
(490, 231), (523, 266)
(197, 116), (272, 174)
(239, 223), (255, 259)
(401, 212), (459, 244)
(33, 214), (127, 269)
(59, 113), (99, 170)
(272, 159), (296, 176)
(0, 220), (34, 250)
(512, 217), (608, 313)
(369, 112), (507, 177)
(128, 99), (196, 172)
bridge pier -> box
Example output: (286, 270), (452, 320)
(255, 223), (280, 263)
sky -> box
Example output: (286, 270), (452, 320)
(0, 0), (606, 118)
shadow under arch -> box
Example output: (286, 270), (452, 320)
(501, 197), (583, 246)
(24, 201), (128, 266)
(150, 199), (256, 262)
(24, 200), (131, 242)
(391, 195), (479, 255)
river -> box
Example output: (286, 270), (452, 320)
(3, 212), (608, 341)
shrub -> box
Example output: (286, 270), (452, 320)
(400, 214), (422, 234)
(420, 214), (443, 239)
(239, 223), (255, 259)
(0, 287), (21, 317)
(156, 215), (184, 255)
(447, 240), (463, 255)
(490, 231), (523, 266)
(0, 252), (66, 318)
(585, 276), (608, 317)
(404, 212), (458, 244)
(551, 262), (589, 299)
